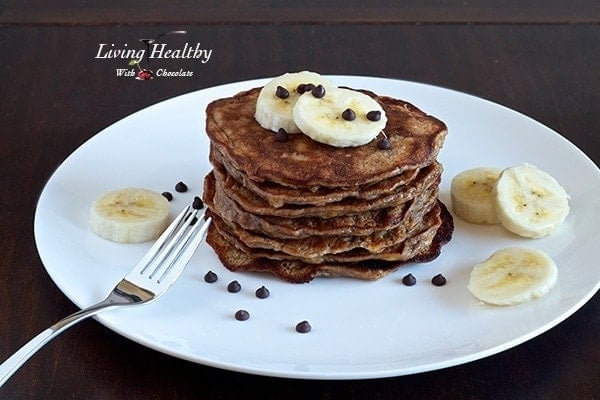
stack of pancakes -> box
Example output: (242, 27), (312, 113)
(202, 87), (453, 283)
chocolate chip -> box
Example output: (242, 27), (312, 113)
(377, 138), (391, 150)
(295, 320), (311, 333)
(342, 108), (356, 121)
(431, 274), (447, 286)
(303, 83), (315, 92)
(227, 280), (241, 293)
(255, 286), (270, 299)
(296, 84), (306, 94)
(311, 84), (326, 98)
(204, 270), (218, 283)
(192, 196), (204, 209)
(175, 181), (188, 193)
(190, 216), (198, 225)
(161, 191), (173, 201)
(235, 310), (250, 321)
(402, 273), (417, 286)
(366, 110), (382, 121)
(275, 85), (289, 99)
(275, 128), (288, 142)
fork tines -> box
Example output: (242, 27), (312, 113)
(129, 205), (208, 286)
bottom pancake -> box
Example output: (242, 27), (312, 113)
(205, 201), (454, 283)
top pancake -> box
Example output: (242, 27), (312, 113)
(205, 87), (448, 188)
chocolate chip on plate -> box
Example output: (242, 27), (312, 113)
(295, 320), (311, 333)
(431, 273), (447, 286)
(161, 191), (173, 201)
(402, 273), (417, 286)
(192, 196), (204, 209)
(227, 280), (241, 293)
(235, 310), (250, 321)
(204, 270), (218, 283)
(175, 181), (188, 193)
(255, 286), (270, 299)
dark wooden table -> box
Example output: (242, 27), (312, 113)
(1, 3), (598, 399)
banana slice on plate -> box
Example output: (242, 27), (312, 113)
(90, 188), (170, 243)
(254, 71), (336, 134)
(494, 163), (570, 238)
(451, 167), (502, 224)
(293, 87), (387, 147)
(467, 247), (558, 306)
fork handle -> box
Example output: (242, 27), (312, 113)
(0, 302), (117, 387)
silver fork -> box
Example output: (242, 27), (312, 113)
(0, 205), (211, 387)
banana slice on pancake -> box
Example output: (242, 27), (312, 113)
(293, 87), (387, 147)
(254, 71), (335, 134)
(493, 163), (569, 238)
(467, 247), (558, 306)
(90, 187), (170, 243)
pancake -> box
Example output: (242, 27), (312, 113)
(202, 80), (453, 282)
(204, 169), (438, 239)
(211, 161), (442, 218)
(208, 201), (441, 262)
(206, 87), (447, 188)
(205, 202), (454, 283)
(210, 145), (421, 207)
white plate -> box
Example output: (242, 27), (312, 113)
(34, 76), (600, 379)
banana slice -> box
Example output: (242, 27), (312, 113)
(90, 188), (170, 243)
(451, 167), (502, 224)
(292, 87), (387, 147)
(467, 247), (558, 306)
(493, 163), (569, 238)
(254, 71), (336, 133)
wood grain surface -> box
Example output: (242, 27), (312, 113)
(0, 8), (598, 400)
(0, 0), (599, 24)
